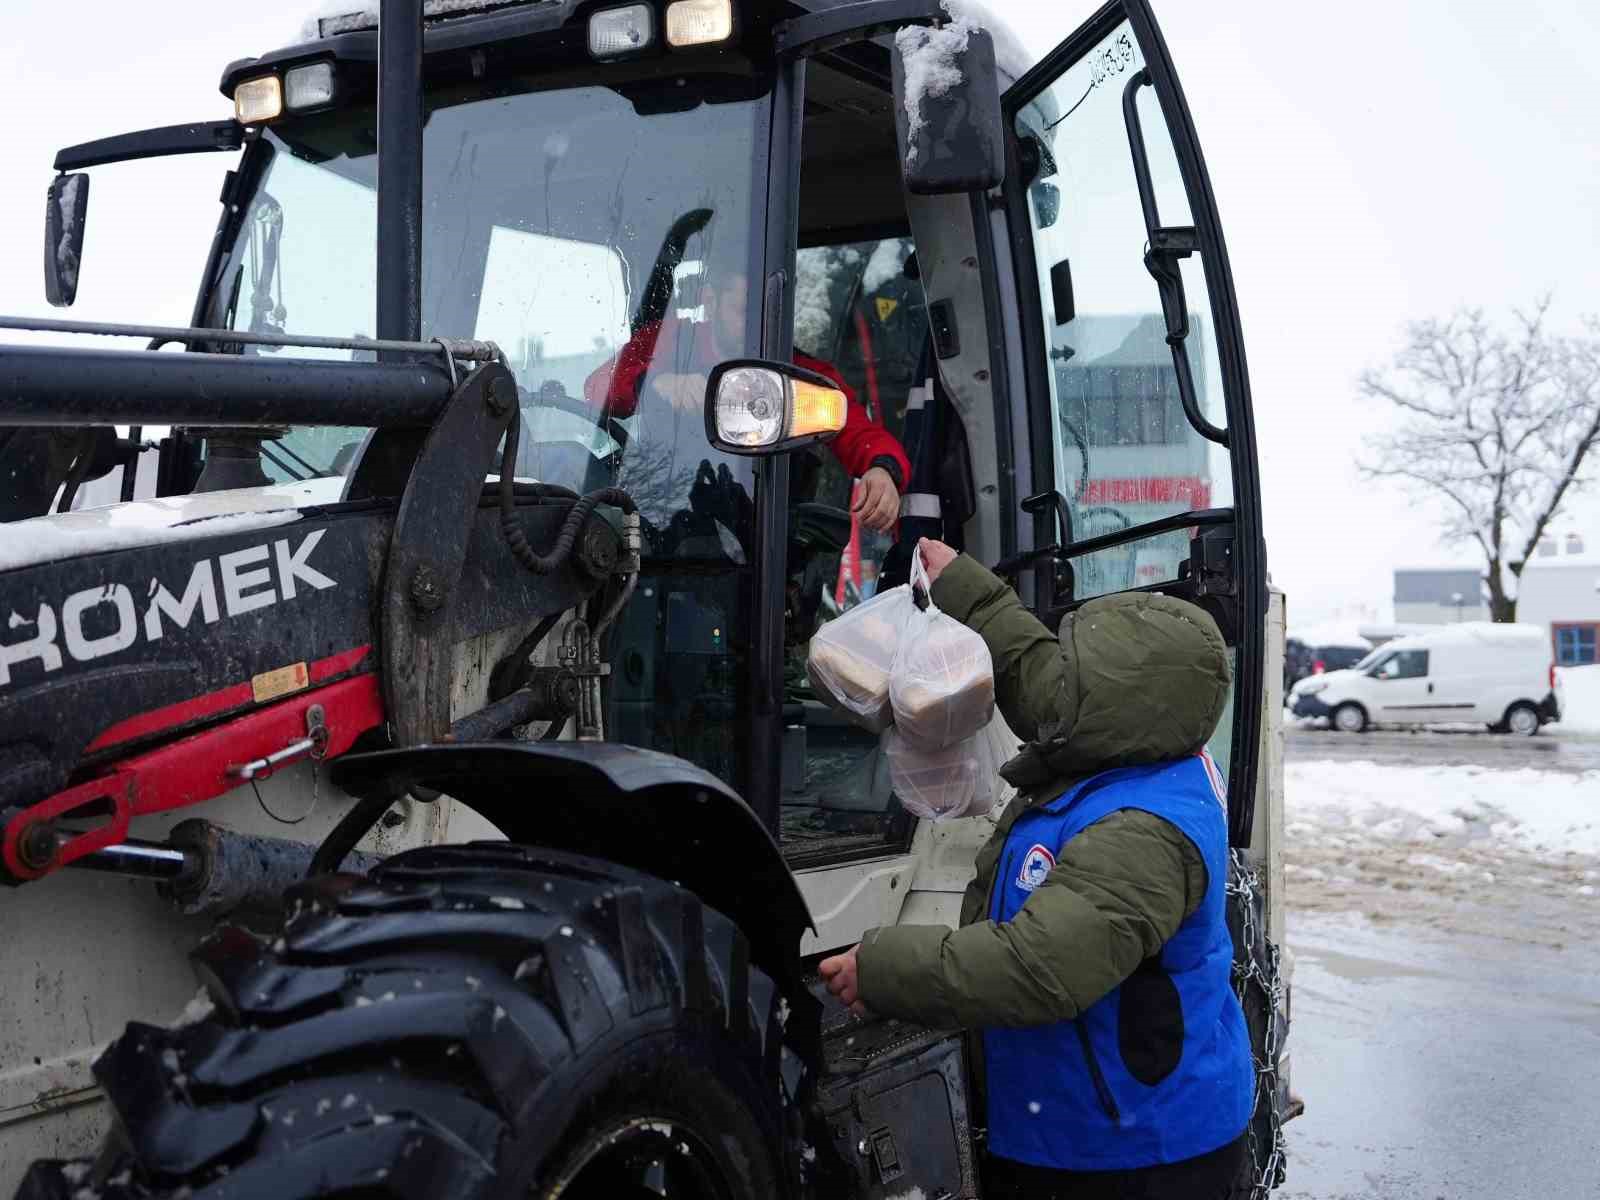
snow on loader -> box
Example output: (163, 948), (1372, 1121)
(0, 1), (1293, 1196)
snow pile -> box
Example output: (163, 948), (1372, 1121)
(793, 244), (863, 356)
(894, 7), (975, 165)
(861, 240), (908, 295)
(1285, 759), (1600, 858)
(1556, 665), (1600, 733)
(297, 0), (529, 42)
(942, 0), (1039, 83)
(0, 509), (302, 573)
(54, 175), (84, 296)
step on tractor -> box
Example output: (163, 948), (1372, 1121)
(0, 1), (1294, 1196)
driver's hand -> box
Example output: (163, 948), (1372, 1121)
(917, 538), (959, 584)
(852, 467), (900, 533)
(653, 372), (709, 413)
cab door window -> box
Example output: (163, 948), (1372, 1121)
(781, 234), (925, 863)
(1011, 19), (1234, 601)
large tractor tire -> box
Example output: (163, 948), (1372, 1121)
(18, 843), (787, 1200)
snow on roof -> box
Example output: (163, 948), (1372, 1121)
(1383, 621), (1549, 650)
(1523, 548), (1600, 570)
(296, 0), (535, 42)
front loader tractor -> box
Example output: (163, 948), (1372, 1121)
(0, 1), (1292, 1196)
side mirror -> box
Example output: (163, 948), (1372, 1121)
(704, 359), (847, 456)
(44, 173), (90, 307)
(891, 25), (1005, 195)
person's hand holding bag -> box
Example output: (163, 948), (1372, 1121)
(889, 545), (995, 751)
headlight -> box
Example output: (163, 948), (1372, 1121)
(666, 0), (734, 47)
(234, 75), (283, 124)
(589, 3), (655, 58)
(284, 62), (336, 111)
(707, 360), (847, 454)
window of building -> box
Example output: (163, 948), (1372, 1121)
(1554, 624), (1598, 667)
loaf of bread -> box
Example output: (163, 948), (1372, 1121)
(884, 727), (987, 821)
(890, 611), (995, 751)
(806, 587), (907, 733)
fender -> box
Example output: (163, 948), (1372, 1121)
(330, 742), (815, 998)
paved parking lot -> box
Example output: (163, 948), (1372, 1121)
(1280, 725), (1600, 1198)
(1285, 723), (1600, 774)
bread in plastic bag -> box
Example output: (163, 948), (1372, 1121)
(884, 714), (1013, 822)
(889, 552), (995, 751)
(806, 584), (915, 734)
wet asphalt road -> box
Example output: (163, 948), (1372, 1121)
(1285, 723), (1600, 775)
(1280, 910), (1600, 1200)
(1279, 729), (1600, 1198)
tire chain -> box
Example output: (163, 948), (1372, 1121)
(1228, 849), (1288, 1199)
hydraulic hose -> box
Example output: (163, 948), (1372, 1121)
(497, 408), (637, 574)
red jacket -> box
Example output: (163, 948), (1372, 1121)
(583, 316), (910, 483)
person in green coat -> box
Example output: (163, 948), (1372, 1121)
(820, 538), (1252, 1200)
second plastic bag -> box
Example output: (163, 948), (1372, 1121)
(884, 715), (1011, 822)
(806, 583), (917, 734)
(889, 551), (995, 751)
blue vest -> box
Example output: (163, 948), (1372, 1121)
(983, 754), (1253, 1171)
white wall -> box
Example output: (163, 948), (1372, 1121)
(1518, 563), (1600, 630)
(1395, 600), (1490, 625)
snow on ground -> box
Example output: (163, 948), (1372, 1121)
(1556, 664), (1600, 733)
(1286, 759), (1600, 858)
(1284, 757), (1599, 941)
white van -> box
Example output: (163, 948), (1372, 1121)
(1288, 623), (1559, 735)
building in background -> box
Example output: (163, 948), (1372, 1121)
(1517, 532), (1600, 666)
(1393, 566), (1488, 624)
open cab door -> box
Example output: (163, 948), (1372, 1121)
(1000, 1), (1267, 848)
(998, 7), (1288, 1188)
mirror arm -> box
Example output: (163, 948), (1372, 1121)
(1120, 70), (1228, 447)
(773, 0), (943, 59)
(54, 120), (244, 172)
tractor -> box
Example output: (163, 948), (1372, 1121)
(0, 1), (1292, 1195)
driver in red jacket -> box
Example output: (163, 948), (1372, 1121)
(584, 272), (910, 532)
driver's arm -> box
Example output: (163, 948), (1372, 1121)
(583, 319), (666, 417)
(794, 353), (910, 487)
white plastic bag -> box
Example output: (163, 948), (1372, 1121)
(806, 584), (916, 734)
(889, 551), (995, 751)
(884, 714), (1010, 822)
(884, 726), (983, 822)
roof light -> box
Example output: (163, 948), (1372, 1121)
(284, 62), (335, 111)
(234, 75), (284, 124)
(666, 0), (733, 47)
(589, 4), (654, 58)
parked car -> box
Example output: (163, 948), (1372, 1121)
(1284, 635), (1372, 693)
(1289, 623), (1559, 735)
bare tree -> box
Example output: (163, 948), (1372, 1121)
(1361, 299), (1600, 621)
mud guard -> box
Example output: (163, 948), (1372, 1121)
(330, 742), (814, 998)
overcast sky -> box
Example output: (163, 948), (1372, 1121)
(2, 0), (1598, 626)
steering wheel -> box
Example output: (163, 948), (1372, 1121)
(523, 378), (631, 454)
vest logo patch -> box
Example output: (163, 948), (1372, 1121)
(1017, 843), (1056, 892)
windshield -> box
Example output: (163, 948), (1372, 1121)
(209, 74), (768, 548)
(207, 73), (772, 792)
